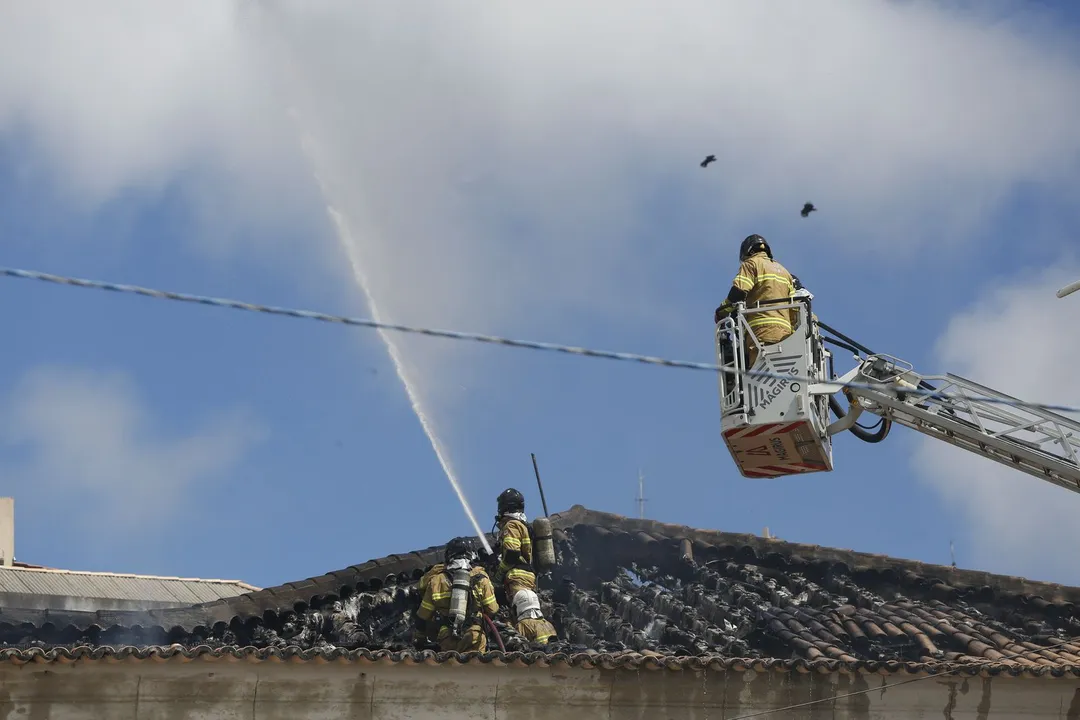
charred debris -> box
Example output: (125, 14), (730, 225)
(3, 522), (1080, 665)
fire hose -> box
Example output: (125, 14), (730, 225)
(483, 615), (505, 652)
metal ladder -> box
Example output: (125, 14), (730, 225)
(829, 357), (1080, 493)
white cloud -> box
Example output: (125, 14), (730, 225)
(0, 0), (315, 258)
(1, 2), (1077, 298)
(253, 0), (1080, 329)
(3, 2), (1080, 535)
(240, 0), (1080, 418)
(913, 261), (1080, 584)
(0, 365), (265, 541)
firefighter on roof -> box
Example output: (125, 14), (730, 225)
(493, 488), (536, 598)
(492, 487), (559, 643)
(416, 561), (445, 645)
(413, 536), (499, 652)
(714, 234), (798, 369)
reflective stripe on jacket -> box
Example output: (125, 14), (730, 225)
(497, 517), (535, 585)
(416, 566), (499, 625)
(731, 252), (796, 332)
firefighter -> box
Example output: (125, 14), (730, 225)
(714, 234), (797, 370)
(511, 587), (557, 646)
(413, 536), (499, 653)
(493, 488), (536, 599)
(492, 488), (562, 642)
(415, 561), (445, 644)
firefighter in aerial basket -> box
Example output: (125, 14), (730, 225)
(413, 536), (499, 652)
(714, 234), (798, 370)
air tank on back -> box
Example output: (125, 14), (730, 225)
(448, 566), (471, 633)
(532, 516), (556, 570)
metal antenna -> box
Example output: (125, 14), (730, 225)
(636, 469), (648, 519)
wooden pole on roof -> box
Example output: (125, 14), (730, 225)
(531, 453), (549, 518)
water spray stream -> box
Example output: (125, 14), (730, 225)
(238, 3), (491, 554)
(286, 116), (491, 555)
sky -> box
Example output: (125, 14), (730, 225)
(0, 0), (1078, 589)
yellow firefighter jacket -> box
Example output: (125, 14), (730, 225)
(416, 565), (499, 632)
(419, 563), (444, 592)
(416, 563), (446, 642)
(497, 516), (536, 592)
(731, 251), (797, 336)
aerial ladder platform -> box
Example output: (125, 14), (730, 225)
(715, 296), (1080, 493)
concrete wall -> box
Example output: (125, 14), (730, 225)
(0, 498), (13, 567)
(0, 658), (1076, 719)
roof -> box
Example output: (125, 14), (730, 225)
(4, 646), (1080, 679)
(2, 505), (1079, 678)
(0, 564), (259, 611)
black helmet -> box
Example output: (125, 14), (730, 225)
(739, 234), (772, 261)
(445, 536), (476, 564)
(497, 487), (526, 515)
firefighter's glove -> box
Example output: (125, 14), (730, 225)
(714, 301), (733, 324)
(411, 629), (427, 648)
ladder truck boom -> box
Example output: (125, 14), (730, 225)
(715, 298), (1080, 493)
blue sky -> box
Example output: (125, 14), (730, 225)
(0, 0), (1079, 589)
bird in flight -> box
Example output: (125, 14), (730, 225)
(700, 155), (716, 168)
(801, 202), (817, 218)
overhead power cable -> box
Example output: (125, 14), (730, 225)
(0, 266), (716, 370)
(1, 265), (1077, 416)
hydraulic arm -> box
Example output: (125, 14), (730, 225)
(818, 353), (1080, 494)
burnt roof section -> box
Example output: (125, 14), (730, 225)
(194, 505), (1080, 616)
(2, 505), (1079, 672)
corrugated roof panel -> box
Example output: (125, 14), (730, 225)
(182, 582), (229, 604)
(81, 575), (140, 601)
(135, 579), (181, 603)
(0, 567), (252, 606)
(74, 575), (120, 599)
(110, 575), (146, 598)
(0, 570), (33, 594)
(157, 580), (205, 605)
(203, 584), (243, 600)
(219, 583), (250, 599)
(125, 578), (166, 599)
(10, 570), (71, 597)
